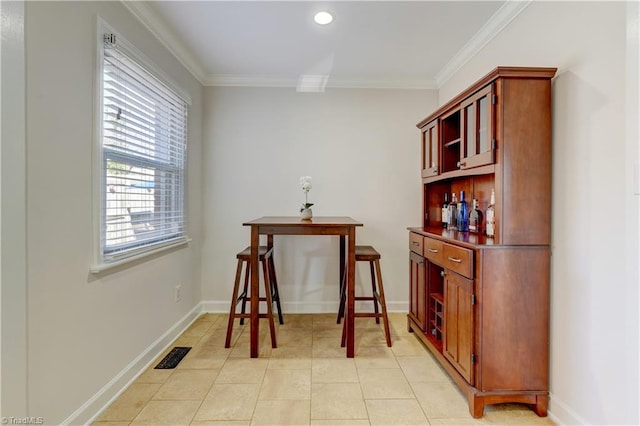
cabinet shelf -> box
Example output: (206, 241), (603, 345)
(444, 138), (461, 148)
(422, 164), (495, 185)
(426, 334), (443, 352)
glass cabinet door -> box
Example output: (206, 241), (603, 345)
(459, 85), (494, 170)
(421, 119), (439, 178)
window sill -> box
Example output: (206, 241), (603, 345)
(90, 237), (191, 274)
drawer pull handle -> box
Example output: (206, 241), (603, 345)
(448, 256), (462, 263)
(412, 241), (420, 246)
(427, 248), (439, 253)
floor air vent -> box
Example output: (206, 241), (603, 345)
(154, 346), (191, 369)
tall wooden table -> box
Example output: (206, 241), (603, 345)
(243, 216), (363, 358)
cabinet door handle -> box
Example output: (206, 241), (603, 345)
(447, 256), (462, 263)
(427, 248), (439, 253)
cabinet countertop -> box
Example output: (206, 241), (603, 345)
(408, 227), (552, 250)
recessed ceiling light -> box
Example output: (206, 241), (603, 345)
(314, 11), (333, 25)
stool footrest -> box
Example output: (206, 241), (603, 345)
(354, 312), (385, 318)
(234, 296), (270, 305)
(232, 313), (277, 320)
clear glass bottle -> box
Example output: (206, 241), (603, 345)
(485, 189), (496, 237)
(448, 193), (458, 230)
(441, 193), (450, 229)
(469, 198), (483, 233)
(457, 190), (469, 232)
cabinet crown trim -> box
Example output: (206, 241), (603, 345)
(416, 66), (557, 128)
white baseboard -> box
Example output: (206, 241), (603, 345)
(201, 300), (408, 314)
(548, 392), (586, 425)
(64, 303), (203, 426)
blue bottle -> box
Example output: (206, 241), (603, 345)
(457, 190), (469, 232)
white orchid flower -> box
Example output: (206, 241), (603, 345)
(299, 176), (314, 211)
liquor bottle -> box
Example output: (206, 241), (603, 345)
(486, 189), (496, 237)
(457, 190), (469, 232)
(441, 193), (450, 229)
(469, 198), (483, 233)
(448, 193), (458, 230)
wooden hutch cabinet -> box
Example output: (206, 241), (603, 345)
(407, 67), (556, 418)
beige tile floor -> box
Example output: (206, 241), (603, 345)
(93, 313), (556, 426)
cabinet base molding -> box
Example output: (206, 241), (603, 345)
(407, 315), (548, 419)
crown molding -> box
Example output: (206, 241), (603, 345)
(325, 77), (438, 90)
(435, 0), (533, 87)
(122, 0), (529, 91)
(205, 74), (438, 90)
(203, 74), (299, 88)
(121, 1), (206, 85)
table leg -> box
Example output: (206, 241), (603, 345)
(346, 227), (356, 357)
(250, 227), (260, 358)
(339, 235), (345, 295)
(336, 235), (347, 324)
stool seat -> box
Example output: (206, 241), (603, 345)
(338, 245), (392, 348)
(353, 245), (381, 261)
(236, 246), (270, 259)
(225, 245), (283, 349)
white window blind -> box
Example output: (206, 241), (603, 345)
(99, 32), (188, 264)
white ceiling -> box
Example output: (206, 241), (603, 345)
(125, 1), (531, 89)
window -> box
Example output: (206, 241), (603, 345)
(94, 23), (189, 270)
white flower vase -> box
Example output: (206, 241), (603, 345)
(300, 208), (313, 220)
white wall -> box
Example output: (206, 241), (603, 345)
(439, 2), (639, 425)
(1, 0), (27, 418)
(24, 2), (203, 424)
(201, 87), (435, 313)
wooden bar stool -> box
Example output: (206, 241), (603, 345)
(337, 245), (392, 347)
(224, 246), (283, 348)
(239, 245), (284, 326)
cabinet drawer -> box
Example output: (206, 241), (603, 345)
(423, 237), (444, 264)
(443, 243), (474, 279)
(409, 233), (423, 254)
